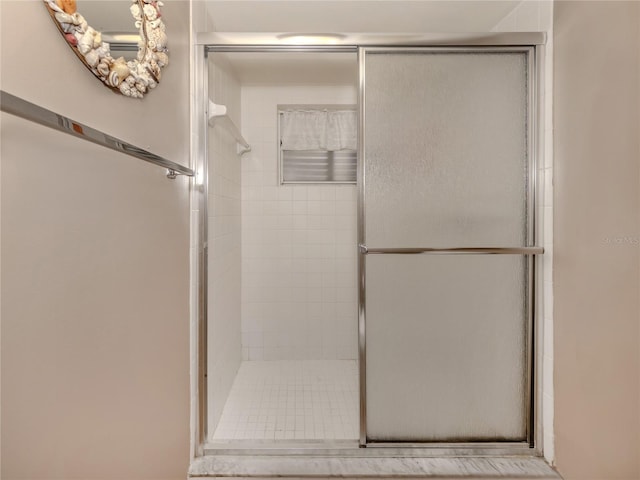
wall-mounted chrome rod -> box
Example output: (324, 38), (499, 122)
(208, 101), (251, 155)
(0, 90), (194, 179)
(360, 245), (544, 255)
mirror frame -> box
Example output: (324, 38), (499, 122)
(43, 0), (169, 98)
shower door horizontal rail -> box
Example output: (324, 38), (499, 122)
(359, 246), (544, 255)
(1, 90), (194, 179)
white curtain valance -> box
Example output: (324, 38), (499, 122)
(281, 110), (357, 151)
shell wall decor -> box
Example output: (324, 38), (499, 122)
(43, 0), (169, 98)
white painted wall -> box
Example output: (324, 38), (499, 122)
(207, 54), (243, 436)
(240, 85), (358, 361)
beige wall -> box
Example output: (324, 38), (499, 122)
(554, 2), (640, 479)
(1, 1), (191, 479)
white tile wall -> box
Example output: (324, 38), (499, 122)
(207, 55), (243, 436)
(493, 0), (555, 464)
(241, 85), (359, 362)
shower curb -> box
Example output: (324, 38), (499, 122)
(189, 454), (561, 479)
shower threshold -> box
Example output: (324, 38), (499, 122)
(190, 452), (560, 479)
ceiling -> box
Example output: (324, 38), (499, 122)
(79, 0), (522, 34)
(205, 0), (522, 85)
(203, 1), (521, 33)
(79, 1), (524, 86)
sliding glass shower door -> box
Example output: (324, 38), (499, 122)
(359, 48), (540, 444)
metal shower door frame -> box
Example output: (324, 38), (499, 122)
(357, 45), (541, 448)
(194, 32), (545, 456)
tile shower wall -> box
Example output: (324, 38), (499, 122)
(208, 55), (243, 434)
(241, 85), (358, 361)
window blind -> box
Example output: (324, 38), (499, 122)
(282, 149), (357, 183)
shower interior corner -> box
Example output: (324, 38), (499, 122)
(206, 50), (360, 445)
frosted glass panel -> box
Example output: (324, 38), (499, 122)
(365, 255), (527, 441)
(364, 52), (528, 248)
(362, 50), (532, 443)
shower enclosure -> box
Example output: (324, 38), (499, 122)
(195, 33), (545, 453)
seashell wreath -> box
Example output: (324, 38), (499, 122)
(43, 0), (169, 98)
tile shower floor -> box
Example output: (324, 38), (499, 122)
(211, 360), (359, 441)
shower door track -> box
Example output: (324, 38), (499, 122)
(203, 441), (535, 457)
(193, 32), (547, 457)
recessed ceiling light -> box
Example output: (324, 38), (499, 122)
(277, 33), (346, 45)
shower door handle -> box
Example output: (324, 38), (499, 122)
(358, 245), (544, 255)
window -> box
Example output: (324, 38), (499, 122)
(279, 105), (357, 184)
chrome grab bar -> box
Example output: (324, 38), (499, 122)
(359, 245), (544, 255)
(0, 90), (195, 179)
